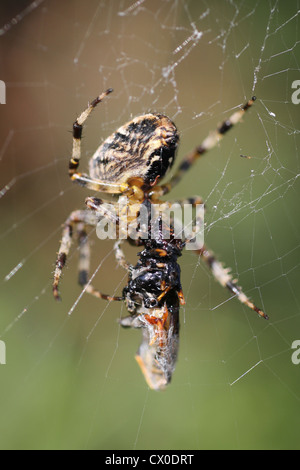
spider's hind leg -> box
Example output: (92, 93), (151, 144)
(114, 240), (131, 271)
(194, 245), (269, 320)
(76, 222), (123, 302)
(53, 207), (124, 302)
(77, 201), (127, 302)
(53, 210), (98, 301)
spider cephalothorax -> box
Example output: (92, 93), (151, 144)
(53, 90), (268, 390)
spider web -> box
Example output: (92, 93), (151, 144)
(0, 0), (299, 450)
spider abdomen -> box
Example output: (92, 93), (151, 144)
(89, 113), (179, 186)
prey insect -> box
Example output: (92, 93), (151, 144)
(53, 89), (268, 390)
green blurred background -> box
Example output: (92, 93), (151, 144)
(0, 0), (299, 449)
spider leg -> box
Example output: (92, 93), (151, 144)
(159, 196), (205, 209)
(75, 222), (123, 302)
(85, 195), (144, 242)
(53, 210), (98, 301)
(85, 196), (120, 224)
(77, 198), (126, 302)
(81, 238), (132, 301)
(69, 89), (130, 195)
(53, 207), (124, 302)
(170, 196), (268, 319)
(155, 196), (205, 246)
(151, 97), (256, 199)
(191, 244), (269, 320)
(113, 240), (131, 271)
(173, 195), (205, 231)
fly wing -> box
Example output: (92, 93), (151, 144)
(135, 303), (180, 391)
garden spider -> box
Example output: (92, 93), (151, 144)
(53, 89), (268, 390)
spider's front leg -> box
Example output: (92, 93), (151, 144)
(150, 97), (256, 200)
(69, 89), (129, 195)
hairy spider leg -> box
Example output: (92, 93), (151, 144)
(85, 195), (147, 242)
(69, 89), (130, 195)
(53, 208), (124, 302)
(76, 223), (124, 302)
(53, 210), (98, 301)
(113, 240), (131, 271)
(164, 195), (205, 242)
(173, 196), (268, 319)
(167, 196), (268, 319)
(194, 245), (269, 320)
(151, 97), (256, 199)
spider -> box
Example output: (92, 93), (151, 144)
(53, 89), (268, 390)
